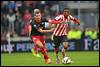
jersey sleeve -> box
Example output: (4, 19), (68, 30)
(49, 15), (63, 24)
(42, 18), (50, 29)
(45, 22), (50, 29)
(69, 15), (80, 25)
(55, 15), (62, 20)
(69, 15), (75, 20)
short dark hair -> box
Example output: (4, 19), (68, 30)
(63, 8), (70, 11)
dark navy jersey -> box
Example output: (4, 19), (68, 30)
(30, 18), (48, 36)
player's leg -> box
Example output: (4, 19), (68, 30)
(31, 37), (41, 57)
(61, 36), (68, 58)
(33, 45), (38, 54)
(54, 46), (60, 64)
(62, 41), (73, 63)
(40, 45), (51, 64)
(31, 44), (41, 57)
(53, 36), (61, 64)
(62, 42), (68, 58)
(40, 36), (51, 64)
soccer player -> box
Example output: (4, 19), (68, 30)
(49, 8), (80, 64)
(28, 9), (53, 64)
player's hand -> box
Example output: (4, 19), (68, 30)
(48, 18), (52, 23)
(50, 28), (55, 32)
(77, 20), (80, 25)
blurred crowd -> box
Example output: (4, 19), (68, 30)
(1, 1), (99, 41)
(67, 28), (99, 40)
(1, 1), (60, 40)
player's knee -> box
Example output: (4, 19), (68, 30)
(53, 45), (59, 51)
(54, 47), (59, 52)
(53, 44), (59, 49)
(63, 42), (68, 49)
(63, 45), (67, 49)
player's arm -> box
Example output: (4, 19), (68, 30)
(72, 18), (80, 25)
(47, 15), (63, 24)
(69, 15), (80, 25)
(48, 19), (61, 24)
(38, 27), (54, 33)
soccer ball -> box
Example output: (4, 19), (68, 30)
(62, 57), (72, 64)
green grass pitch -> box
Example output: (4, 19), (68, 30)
(1, 51), (99, 66)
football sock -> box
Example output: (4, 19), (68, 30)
(33, 45), (38, 54)
(54, 48), (59, 59)
(41, 46), (49, 59)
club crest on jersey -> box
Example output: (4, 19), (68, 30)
(34, 25), (36, 27)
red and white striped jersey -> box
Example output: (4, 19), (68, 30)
(52, 14), (79, 36)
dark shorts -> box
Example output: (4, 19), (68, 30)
(53, 35), (68, 48)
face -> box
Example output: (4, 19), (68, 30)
(34, 13), (41, 23)
(63, 9), (70, 17)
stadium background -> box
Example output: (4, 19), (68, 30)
(1, 1), (99, 66)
